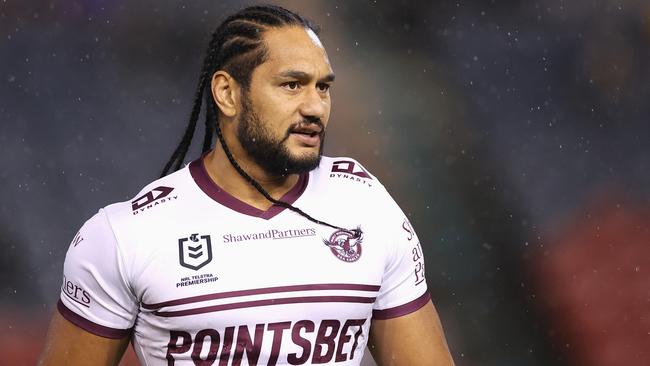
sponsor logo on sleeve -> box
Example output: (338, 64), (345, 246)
(402, 219), (414, 241)
(412, 241), (426, 286)
(403, 218), (426, 286)
(178, 233), (213, 271)
(71, 231), (84, 247)
(61, 275), (92, 307)
(323, 229), (363, 263)
(131, 186), (178, 215)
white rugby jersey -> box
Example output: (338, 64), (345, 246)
(59, 155), (429, 365)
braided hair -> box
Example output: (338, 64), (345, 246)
(161, 5), (360, 236)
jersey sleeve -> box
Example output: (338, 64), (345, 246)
(372, 194), (430, 320)
(58, 209), (138, 338)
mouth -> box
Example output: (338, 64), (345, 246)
(290, 124), (323, 137)
(289, 123), (323, 147)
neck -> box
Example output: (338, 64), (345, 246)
(203, 140), (300, 211)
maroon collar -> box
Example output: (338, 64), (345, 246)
(188, 157), (309, 220)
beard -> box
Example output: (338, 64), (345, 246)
(236, 93), (325, 177)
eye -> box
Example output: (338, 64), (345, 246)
(282, 81), (300, 90)
(317, 83), (331, 92)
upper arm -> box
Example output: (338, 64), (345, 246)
(41, 210), (139, 364)
(39, 311), (130, 366)
(369, 300), (455, 366)
(368, 189), (455, 365)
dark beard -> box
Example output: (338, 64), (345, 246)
(236, 93), (325, 177)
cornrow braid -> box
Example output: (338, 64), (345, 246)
(160, 5), (360, 238)
(161, 70), (209, 174)
(202, 83), (215, 153)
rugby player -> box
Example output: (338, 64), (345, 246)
(40, 5), (455, 365)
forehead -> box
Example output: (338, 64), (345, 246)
(256, 26), (332, 77)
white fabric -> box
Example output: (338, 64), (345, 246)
(59, 156), (429, 365)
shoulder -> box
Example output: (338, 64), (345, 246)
(309, 156), (405, 222)
(313, 155), (408, 216)
(100, 166), (192, 230)
(311, 156), (385, 192)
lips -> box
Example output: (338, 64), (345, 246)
(289, 123), (323, 147)
(290, 124), (322, 137)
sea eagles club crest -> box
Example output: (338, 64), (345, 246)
(178, 233), (213, 270)
(323, 229), (363, 262)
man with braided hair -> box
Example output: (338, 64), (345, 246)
(40, 5), (455, 366)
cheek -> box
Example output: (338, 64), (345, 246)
(260, 104), (296, 133)
(322, 99), (332, 123)
(256, 86), (295, 114)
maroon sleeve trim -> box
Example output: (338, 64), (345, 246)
(372, 291), (431, 320)
(57, 299), (132, 339)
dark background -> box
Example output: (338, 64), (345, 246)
(2, 1), (649, 365)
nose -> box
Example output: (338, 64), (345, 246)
(299, 87), (328, 121)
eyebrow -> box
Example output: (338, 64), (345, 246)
(279, 70), (335, 83)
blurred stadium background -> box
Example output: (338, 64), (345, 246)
(1, 0), (649, 365)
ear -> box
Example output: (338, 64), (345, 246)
(211, 71), (239, 118)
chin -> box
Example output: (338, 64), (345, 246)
(292, 149), (321, 162)
(284, 152), (322, 174)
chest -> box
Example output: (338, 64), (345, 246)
(126, 217), (384, 364)
(128, 215), (386, 322)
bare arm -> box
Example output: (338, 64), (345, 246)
(39, 311), (130, 366)
(369, 300), (455, 366)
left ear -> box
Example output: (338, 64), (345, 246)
(211, 71), (240, 118)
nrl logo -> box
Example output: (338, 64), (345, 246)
(178, 233), (213, 271)
(323, 228), (363, 263)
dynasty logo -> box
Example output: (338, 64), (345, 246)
(329, 160), (373, 187)
(323, 228), (363, 262)
(178, 233), (213, 271)
(131, 186), (177, 215)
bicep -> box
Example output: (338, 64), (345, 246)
(369, 300), (455, 366)
(43, 209), (138, 365)
(39, 311), (130, 366)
